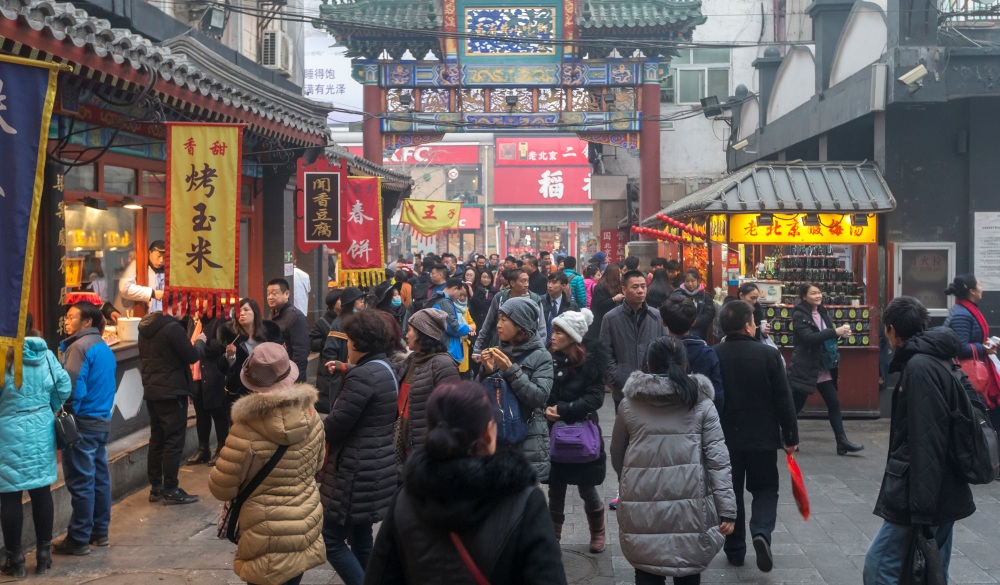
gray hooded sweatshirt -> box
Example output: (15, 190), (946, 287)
(611, 372), (737, 577)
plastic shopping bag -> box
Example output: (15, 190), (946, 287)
(787, 453), (810, 520)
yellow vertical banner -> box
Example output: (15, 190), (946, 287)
(165, 123), (243, 314)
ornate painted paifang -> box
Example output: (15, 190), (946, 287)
(383, 132), (446, 153)
(464, 7), (557, 55)
(577, 131), (640, 151)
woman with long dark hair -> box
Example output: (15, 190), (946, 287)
(945, 274), (1000, 427)
(612, 337), (736, 585)
(469, 270), (496, 331)
(364, 381), (567, 585)
(185, 298), (230, 465)
(220, 298), (267, 407)
(587, 264), (624, 340)
(786, 284), (863, 455)
(646, 268), (672, 312)
(544, 309), (609, 553)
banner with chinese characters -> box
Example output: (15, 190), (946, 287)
(303, 172), (341, 244)
(399, 199), (462, 240)
(599, 229), (628, 264)
(335, 176), (385, 286)
(165, 122), (243, 314)
(0, 55), (61, 386)
(728, 213), (877, 245)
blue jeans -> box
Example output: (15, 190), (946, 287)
(863, 520), (954, 584)
(61, 429), (111, 544)
(322, 516), (373, 585)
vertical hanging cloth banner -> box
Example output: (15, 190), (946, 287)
(399, 199), (463, 243)
(165, 122), (244, 315)
(335, 176), (385, 287)
(0, 55), (62, 386)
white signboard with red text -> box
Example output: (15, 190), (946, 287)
(345, 144), (480, 166)
(495, 137), (588, 166)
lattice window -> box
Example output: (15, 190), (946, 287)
(537, 88), (565, 112)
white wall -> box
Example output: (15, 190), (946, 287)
(829, 5), (888, 86)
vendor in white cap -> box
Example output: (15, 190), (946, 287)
(115, 239), (166, 313)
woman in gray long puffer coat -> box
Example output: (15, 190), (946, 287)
(611, 337), (737, 585)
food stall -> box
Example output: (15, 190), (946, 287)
(644, 162), (897, 416)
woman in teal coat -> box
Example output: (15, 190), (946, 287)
(0, 334), (72, 577)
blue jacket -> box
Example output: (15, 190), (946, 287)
(0, 338), (72, 492)
(60, 327), (117, 420)
(563, 269), (587, 308)
(944, 304), (987, 360)
(431, 293), (470, 362)
(682, 335), (725, 410)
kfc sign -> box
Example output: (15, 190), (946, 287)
(493, 166), (592, 205)
(453, 206), (482, 230)
(495, 137), (590, 166)
(345, 144), (479, 165)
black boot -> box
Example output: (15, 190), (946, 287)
(186, 443), (211, 465)
(35, 541), (51, 575)
(836, 437), (864, 455)
(208, 447), (222, 466)
(1, 547), (26, 579)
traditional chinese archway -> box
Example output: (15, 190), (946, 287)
(315, 0), (705, 226)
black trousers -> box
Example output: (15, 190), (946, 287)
(634, 569), (700, 585)
(146, 397), (189, 491)
(724, 449), (779, 559)
(0, 487), (54, 549)
(793, 380), (847, 440)
(192, 382), (229, 449)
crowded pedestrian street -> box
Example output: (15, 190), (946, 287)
(5, 411), (1000, 585)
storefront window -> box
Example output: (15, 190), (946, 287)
(445, 166), (480, 203)
(142, 170), (166, 198)
(104, 166), (137, 195)
(64, 205), (137, 304)
(63, 164), (96, 192)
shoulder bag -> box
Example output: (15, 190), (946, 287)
(957, 346), (994, 395)
(450, 532), (491, 585)
(550, 420), (601, 464)
(217, 445), (288, 544)
(47, 355), (80, 450)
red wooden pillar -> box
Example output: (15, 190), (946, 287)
(363, 82), (382, 164)
(639, 67), (661, 240)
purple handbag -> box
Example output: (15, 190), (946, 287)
(549, 420), (601, 464)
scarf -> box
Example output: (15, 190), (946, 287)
(454, 299), (469, 314)
(957, 298), (1000, 402)
(957, 298), (991, 344)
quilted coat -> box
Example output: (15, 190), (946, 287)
(395, 352), (460, 452)
(0, 338), (72, 492)
(208, 383), (326, 585)
(318, 352), (398, 525)
(611, 372), (737, 578)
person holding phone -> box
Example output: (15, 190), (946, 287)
(786, 284), (863, 455)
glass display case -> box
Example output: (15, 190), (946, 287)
(64, 205), (137, 304)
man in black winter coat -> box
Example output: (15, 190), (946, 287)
(266, 278), (309, 382)
(863, 297), (976, 584)
(137, 308), (206, 505)
(713, 300), (798, 573)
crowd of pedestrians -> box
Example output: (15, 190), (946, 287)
(0, 249), (994, 585)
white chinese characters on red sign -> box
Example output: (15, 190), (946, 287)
(600, 229), (628, 264)
(493, 166), (592, 205)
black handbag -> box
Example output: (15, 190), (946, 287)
(217, 445), (288, 544)
(45, 356), (80, 450)
(900, 525), (946, 585)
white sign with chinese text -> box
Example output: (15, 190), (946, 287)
(975, 212), (1000, 291)
(302, 36), (363, 124)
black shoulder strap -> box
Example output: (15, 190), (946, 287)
(237, 445), (288, 502)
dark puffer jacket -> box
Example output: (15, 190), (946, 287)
(137, 312), (205, 401)
(670, 287), (716, 342)
(309, 310), (338, 413)
(396, 352), (460, 451)
(786, 302), (839, 395)
(545, 339), (609, 487)
(363, 449), (567, 585)
(318, 352), (397, 525)
(873, 327), (976, 526)
(319, 315), (350, 411)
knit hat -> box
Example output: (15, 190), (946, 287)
(499, 297), (539, 335)
(408, 308), (448, 342)
(240, 342), (299, 393)
(552, 308), (594, 344)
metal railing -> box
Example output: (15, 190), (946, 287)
(941, 0), (1000, 22)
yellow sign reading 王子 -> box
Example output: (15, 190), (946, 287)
(165, 123), (243, 303)
(728, 213), (877, 244)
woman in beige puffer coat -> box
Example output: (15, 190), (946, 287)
(209, 343), (326, 585)
(611, 337), (737, 585)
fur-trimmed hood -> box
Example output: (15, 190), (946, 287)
(622, 371), (714, 405)
(230, 383), (319, 446)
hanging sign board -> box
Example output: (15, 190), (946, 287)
(728, 214), (876, 245)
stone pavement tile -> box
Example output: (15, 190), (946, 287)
(948, 556), (1000, 584)
(957, 543), (1000, 571)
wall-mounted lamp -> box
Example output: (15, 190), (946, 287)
(603, 92), (617, 106)
(852, 214), (869, 226)
(757, 213), (774, 227)
(82, 196), (106, 211)
(803, 214), (821, 226)
(201, 6), (227, 36)
(399, 93), (412, 107)
(505, 95), (518, 112)
(121, 196), (143, 210)
(700, 95), (723, 118)
(732, 138), (750, 151)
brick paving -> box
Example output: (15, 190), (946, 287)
(15, 397), (1000, 585)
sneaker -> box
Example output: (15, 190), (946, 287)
(149, 487), (163, 503)
(52, 538), (90, 557)
(725, 553), (745, 567)
(609, 497), (618, 510)
(89, 536), (109, 547)
(752, 535), (773, 572)
(161, 488), (199, 506)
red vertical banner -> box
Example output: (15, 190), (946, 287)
(333, 176), (385, 286)
(600, 229), (629, 264)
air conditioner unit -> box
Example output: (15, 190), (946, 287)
(261, 30), (292, 76)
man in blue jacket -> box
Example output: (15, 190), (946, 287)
(660, 296), (724, 409)
(54, 302), (117, 556)
(430, 277), (472, 363)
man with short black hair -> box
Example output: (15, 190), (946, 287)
(543, 271), (578, 346)
(600, 270), (665, 411)
(488, 253), (500, 271)
(473, 268), (546, 355)
(429, 264), (448, 295)
(265, 278), (309, 382)
(665, 259), (683, 289)
(524, 257), (547, 297)
(661, 297), (724, 408)
(714, 300), (798, 573)
(863, 296), (976, 584)
(475, 254), (487, 273)
(115, 240), (166, 313)
(624, 256), (640, 273)
(538, 250), (552, 275)
(429, 277), (473, 363)
(561, 256), (587, 307)
(441, 252), (459, 278)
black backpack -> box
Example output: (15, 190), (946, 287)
(410, 277), (432, 312)
(934, 357), (1000, 485)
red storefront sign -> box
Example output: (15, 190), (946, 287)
(493, 166), (592, 205)
(495, 137), (589, 166)
(455, 206), (481, 230)
(345, 144), (480, 165)
(600, 229), (629, 264)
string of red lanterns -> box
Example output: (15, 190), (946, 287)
(656, 213), (707, 239)
(630, 226), (687, 243)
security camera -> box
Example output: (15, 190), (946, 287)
(732, 139), (750, 151)
(897, 64), (928, 86)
